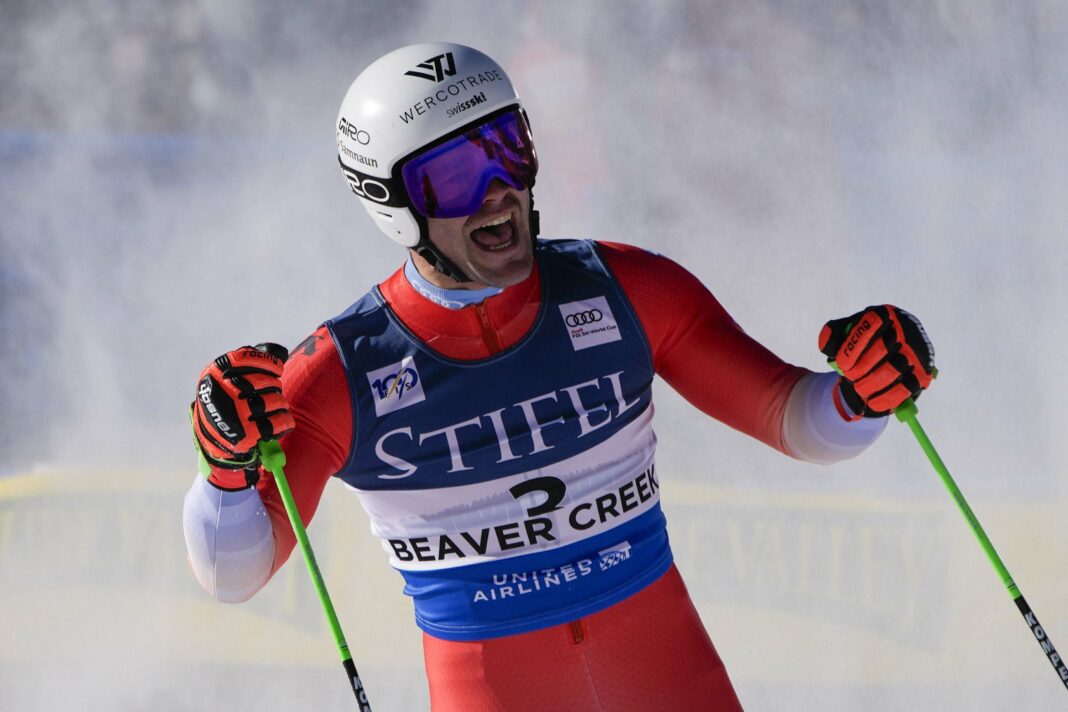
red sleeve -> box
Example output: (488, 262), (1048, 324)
(597, 241), (809, 454)
(255, 326), (353, 574)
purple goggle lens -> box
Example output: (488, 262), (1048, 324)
(401, 109), (538, 219)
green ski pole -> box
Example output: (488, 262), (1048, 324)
(893, 398), (1068, 691)
(258, 440), (373, 710)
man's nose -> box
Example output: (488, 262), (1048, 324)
(480, 178), (511, 206)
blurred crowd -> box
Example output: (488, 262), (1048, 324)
(1, 1), (1058, 134)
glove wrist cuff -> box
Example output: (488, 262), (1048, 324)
(206, 464), (261, 491)
(833, 378), (864, 422)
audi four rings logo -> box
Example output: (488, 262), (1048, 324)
(565, 309), (603, 327)
(560, 297), (621, 351)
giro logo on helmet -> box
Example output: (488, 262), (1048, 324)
(405, 52), (457, 83)
(338, 117), (371, 145)
(565, 310), (603, 328)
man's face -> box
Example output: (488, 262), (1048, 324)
(422, 180), (534, 289)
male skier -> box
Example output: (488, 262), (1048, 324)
(184, 42), (935, 711)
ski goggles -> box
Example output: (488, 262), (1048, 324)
(399, 107), (538, 219)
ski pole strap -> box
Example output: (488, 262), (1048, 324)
(258, 440), (373, 711)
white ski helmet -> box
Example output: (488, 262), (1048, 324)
(336, 42), (538, 280)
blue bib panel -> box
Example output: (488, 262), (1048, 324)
(326, 239), (672, 641)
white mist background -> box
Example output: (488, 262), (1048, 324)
(2, 1), (1067, 710)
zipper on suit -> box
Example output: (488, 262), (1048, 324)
(568, 619), (585, 645)
(473, 303), (503, 355)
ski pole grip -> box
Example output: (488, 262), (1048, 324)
(894, 398), (919, 422)
(259, 440), (287, 473)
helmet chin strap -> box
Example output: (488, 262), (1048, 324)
(412, 192), (541, 286)
(413, 239), (472, 283)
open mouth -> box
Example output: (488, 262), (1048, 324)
(469, 213), (517, 252)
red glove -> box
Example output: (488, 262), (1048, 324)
(818, 305), (935, 419)
(191, 343), (296, 489)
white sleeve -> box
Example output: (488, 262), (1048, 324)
(781, 371), (888, 464)
(182, 475), (275, 603)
